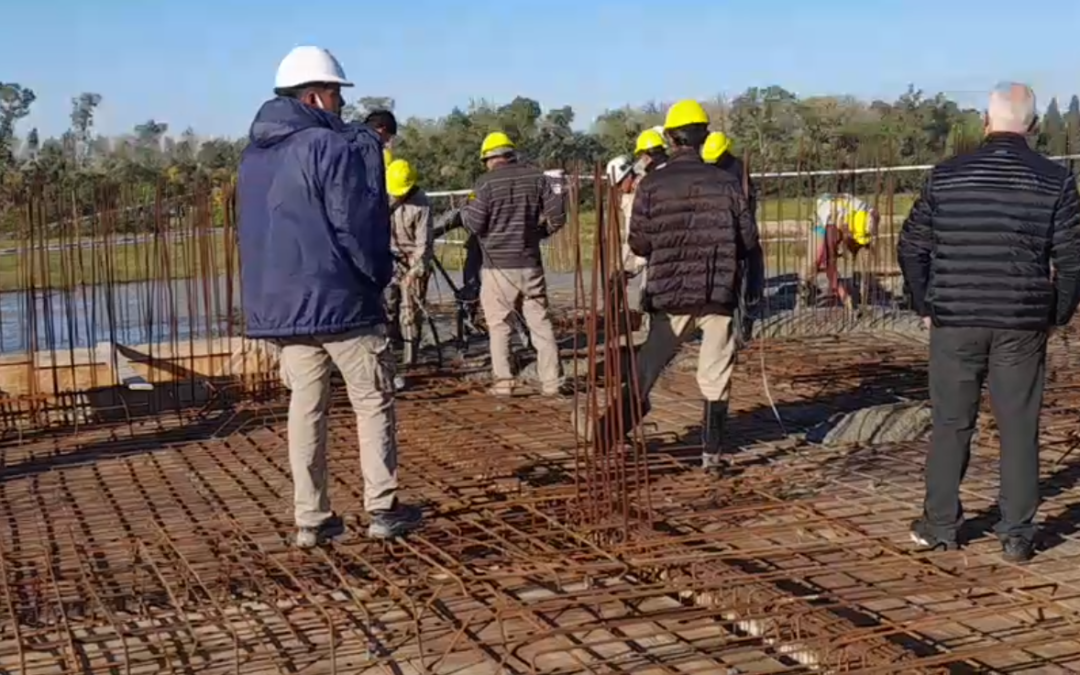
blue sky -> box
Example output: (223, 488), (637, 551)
(6, 0), (1079, 139)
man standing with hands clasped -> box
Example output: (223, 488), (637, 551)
(898, 82), (1080, 563)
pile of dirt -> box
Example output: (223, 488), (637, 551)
(805, 400), (932, 446)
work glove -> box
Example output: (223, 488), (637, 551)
(734, 302), (757, 350)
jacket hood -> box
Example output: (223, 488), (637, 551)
(341, 120), (384, 147)
(248, 97), (345, 148)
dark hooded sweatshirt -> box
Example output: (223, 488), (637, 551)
(237, 97), (391, 338)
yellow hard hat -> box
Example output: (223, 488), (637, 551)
(383, 147), (393, 166)
(664, 99), (709, 130)
(385, 159), (417, 198)
(701, 131), (732, 164)
(850, 210), (872, 246)
(480, 131), (515, 160)
(633, 129), (666, 156)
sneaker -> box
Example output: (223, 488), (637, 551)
(1001, 537), (1034, 564)
(488, 383), (514, 397)
(702, 452), (725, 476)
(295, 514), (349, 549)
(909, 518), (958, 551)
(368, 501), (423, 540)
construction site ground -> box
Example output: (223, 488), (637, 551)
(5, 325), (1080, 674)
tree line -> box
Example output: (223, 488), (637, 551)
(2, 81), (1080, 197)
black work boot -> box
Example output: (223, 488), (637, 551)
(701, 400), (728, 475)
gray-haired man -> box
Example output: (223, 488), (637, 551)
(898, 83), (1080, 563)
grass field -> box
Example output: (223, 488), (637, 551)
(0, 193), (915, 290)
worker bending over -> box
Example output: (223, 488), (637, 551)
(237, 46), (420, 547)
(586, 100), (763, 474)
(462, 132), (566, 396)
(800, 193), (878, 310)
(385, 159), (434, 388)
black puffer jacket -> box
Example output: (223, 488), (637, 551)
(628, 149), (763, 315)
(714, 153), (757, 215)
(898, 134), (1080, 330)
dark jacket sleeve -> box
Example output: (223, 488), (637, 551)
(1052, 172), (1080, 326)
(734, 188), (764, 303)
(627, 185), (652, 258)
(541, 176), (568, 237)
(461, 182), (491, 237)
(321, 138), (393, 291)
(897, 175), (936, 317)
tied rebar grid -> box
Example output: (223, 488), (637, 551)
(7, 334), (1080, 672)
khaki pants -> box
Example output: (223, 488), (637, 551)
(278, 327), (398, 526)
(479, 267), (562, 390)
(636, 313), (737, 402)
(386, 272), (429, 344)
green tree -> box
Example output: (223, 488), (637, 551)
(0, 83), (36, 169)
(1064, 95), (1080, 155)
(1039, 98), (1067, 155)
(69, 92), (103, 168)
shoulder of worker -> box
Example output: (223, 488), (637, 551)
(933, 137), (1071, 186)
(404, 189), (432, 208)
(247, 97), (359, 157)
(638, 151), (740, 192)
(471, 162), (545, 191)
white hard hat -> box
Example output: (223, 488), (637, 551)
(275, 46), (353, 89)
(605, 155), (634, 185)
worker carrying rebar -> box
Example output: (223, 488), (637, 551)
(606, 154), (650, 334)
(799, 193), (878, 310)
(385, 158), (434, 388)
(898, 82), (1080, 564)
(462, 131), (567, 397)
(583, 100), (764, 475)
(702, 131), (757, 215)
(237, 46), (421, 547)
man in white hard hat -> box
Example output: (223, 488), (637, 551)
(606, 155), (649, 334)
(237, 46), (421, 548)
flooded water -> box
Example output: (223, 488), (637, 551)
(0, 270), (586, 355)
(0, 276), (242, 354)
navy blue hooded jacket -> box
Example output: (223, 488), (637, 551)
(237, 97), (391, 338)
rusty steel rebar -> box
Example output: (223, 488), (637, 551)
(5, 166), (1080, 673)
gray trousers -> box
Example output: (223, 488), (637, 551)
(925, 326), (1047, 543)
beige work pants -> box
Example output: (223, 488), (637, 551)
(278, 326), (398, 526)
(479, 267), (562, 391)
(635, 313), (737, 402)
(386, 271), (430, 344)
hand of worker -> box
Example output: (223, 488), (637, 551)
(921, 316), (931, 330)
